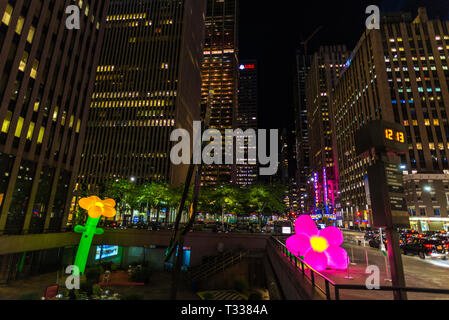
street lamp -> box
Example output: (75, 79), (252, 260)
(424, 185), (432, 193)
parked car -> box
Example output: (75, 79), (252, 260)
(401, 237), (449, 259)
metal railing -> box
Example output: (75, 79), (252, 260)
(270, 237), (449, 300)
(191, 250), (248, 281)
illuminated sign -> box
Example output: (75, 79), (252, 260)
(323, 167), (328, 214)
(282, 227), (292, 234)
(96, 245), (119, 260)
(239, 64), (255, 70)
(355, 120), (408, 154)
(385, 128), (405, 143)
(313, 172), (319, 213)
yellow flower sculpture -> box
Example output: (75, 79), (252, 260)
(79, 196), (117, 219)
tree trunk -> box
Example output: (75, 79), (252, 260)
(156, 208), (160, 223)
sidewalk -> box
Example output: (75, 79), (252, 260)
(318, 243), (449, 300)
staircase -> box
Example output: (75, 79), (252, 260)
(191, 250), (249, 282)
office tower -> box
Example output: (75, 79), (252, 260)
(294, 51), (313, 214)
(79, 0), (207, 190)
(0, 1), (109, 235)
(200, 0), (239, 185)
(333, 8), (449, 230)
(235, 61), (258, 186)
(306, 45), (349, 221)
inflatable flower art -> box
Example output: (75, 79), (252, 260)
(286, 215), (348, 272)
(73, 196), (117, 275)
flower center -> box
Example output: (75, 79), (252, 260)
(95, 202), (104, 209)
(310, 236), (329, 253)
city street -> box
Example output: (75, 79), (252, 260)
(315, 231), (449, 299)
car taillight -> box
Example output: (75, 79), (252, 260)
(424, 244), (433, 249)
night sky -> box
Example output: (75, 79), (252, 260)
(238, 0), (449, 131)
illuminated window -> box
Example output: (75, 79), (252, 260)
(15, 117), (24, 138)
(1, 111), (12, 133)
(30, 59), (39, 79)
(2, 4), (13, 26)
(15, 16), (24, 34)
(26, 122), (35, 140)
(19, 52), (28, 72)
(53, 106), (59, 121)
(27, 26), (35, 43)
(37, 127), (44, 144)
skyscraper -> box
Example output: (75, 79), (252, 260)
(235, 60), (258, 185)
(293, 51), (313, 214)
(333, 8), (449, 230)
(0, 0), (109, 235)
(306, 45), (349, 221)
(200, 0), (239, 185)
(79, 0), (207, 190)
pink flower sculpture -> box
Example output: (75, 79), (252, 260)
(286, 215), (348, 272)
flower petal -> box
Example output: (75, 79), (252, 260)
(319, 226), (344, 247)
(286, 234), (311, 257)
(79, 197), (95, 210)
(103, 206), (117, 218)
(295, 215), (318, 237)
(304, 249), (328, 272)
(325, 245), (349, 270)
(88, 206), (103, 219)
(90, 196), (102, 203)
(103, 198), (116, 208)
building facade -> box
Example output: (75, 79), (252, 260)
(78, 0), (206, 190)
(306, 45), (349, 222)
(235, 60), (258, 185)
(294, 52), (313, 215)
(333, 8), (449, 229)
(200, 0), (239, 185)
(0, 0), (109, 235)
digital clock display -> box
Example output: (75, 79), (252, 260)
(385, 129), (405, 143)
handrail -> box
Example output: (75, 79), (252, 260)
(270, 236), (449, 300)
(191, 250), (248, 281)
(272, 237), (336, 285)
(191, 250), (245, 275)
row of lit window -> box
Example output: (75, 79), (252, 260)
(107, 13), (147, 21)
(91, 99), (173, 108)
(2, 4), (36, 43)
(92, 119), (175, 127)
(404, 119), (440, 126)
(93, 91), (177, 99)
(414, 143), (449, 151)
